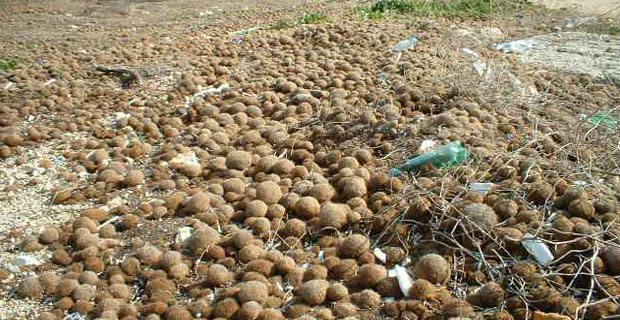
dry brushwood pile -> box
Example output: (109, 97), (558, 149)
(1, 1), (620, 320)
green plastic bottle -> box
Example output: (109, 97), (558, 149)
(389, 141), (469, 177)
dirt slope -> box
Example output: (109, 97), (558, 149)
(534, 0), (620, 16)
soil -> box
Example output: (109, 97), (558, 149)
(534, 0), (620, 17)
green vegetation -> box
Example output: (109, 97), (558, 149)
(584, 22), (620, 36)
(355, 7), (386, 21)
(362, 0), (495, 19)
(300, 12), (329, 24)
(52, 68), (65, 78)
(0, 59), (19, 71)
(271, 19), (293, 29)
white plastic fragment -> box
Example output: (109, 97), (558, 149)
(373, 248), (387, 264)
(472, 60), (487, 76)
(419, 140), (437, 152)
(460, 48), (487, 76)
(394, 265), (415, 297)
(63, 312), (86, 320)
(493, 39), (535, 54)
(460, 48), (478, 59)
(98, 216), (122, 230)
(176, 227), (195, 248)
(115, 112), (131, 123)
(184, 83), (229, 109)
(393, 36), (418, 52)
(170, 151), (199, 168)
(11, 255), (42, 268)
(470, 182), (494, 195)
(522, 233), (554, 266)
(318, 250), (325, 261)
(234, 26), (262, 36)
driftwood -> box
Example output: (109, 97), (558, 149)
(94, 64), (142, 88)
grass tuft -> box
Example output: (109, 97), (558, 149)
(271, 19), (293, 29)
(366, 0), (495, 19)
(0, 59), (19, 71)
(300, 12), (329, 24)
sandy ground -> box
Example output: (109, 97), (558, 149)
(534, 0), (620, 16)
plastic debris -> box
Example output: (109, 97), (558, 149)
(470, 182), (494, 196)
(184, 83), (229, 109)
(170, 151), (199, 168)
(63, 312), (86, 320)
(11, 255), (42, 268)
(373, 248), (387, 264)
(389, 141), (469, 177)
(393, 36), (418, 52)
(418, 140), (437, 152)
(587, 111), (618, 129)
(472, 60), (487, 76)
(564, 16), (596, 29)
(394, 265), (414, 297)
(460, 48), (478, 59)
(176, 227), (194, 248)
(522, 233), (554, 266)
(98, 216), (122, 230)
(460, 48), (487, 76)
(234, 26), (262, 36)
(493, 39), (535, 54)
(114, 112), (131, 123)
(480, 27), (503, 40)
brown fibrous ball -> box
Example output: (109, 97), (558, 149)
(295, 197), (321, 219)
(413, 254), (451, 284)
(318, 202), (349, 230)
(238, 281), (269, 304)
(18, 276), (43, 299)
(207, 264), (233, 287)
(326, 283), (349, 301)
(256, 181), (283, 205)
(297, 279), (328, 306)
(339, 234), (370, 258)
(357, 263), (387, 288)
(137, 245), (163, 266)
(351, 289), (381, 309)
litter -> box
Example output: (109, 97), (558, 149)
(418, 140), (436, 152)
(472, 60), (487, 76)
(98, 216), (122, 230)
(11, 255), (43, 268)
(176, 227), (194, 248)
(184, 83), (229, 109)
(234, 26), (262, 36)
(493, 39), (535, 54)
(460, 48), (479, 60)
(460, 48), (487, 76)
(470, 182), (494, 196)
(389, 141), (469, 177)
(373, 248), (387, 264)
(587, 111), (618, 130)
(393, 36), (418, 52)
(170, 151), (200, 168)
(394, 265), (414, 297)
(522, 233), (554, 266)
